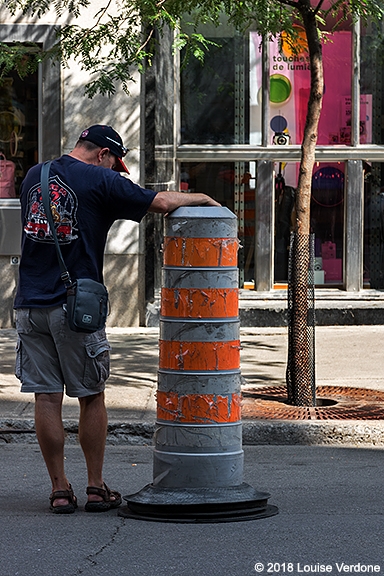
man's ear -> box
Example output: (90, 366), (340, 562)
(98, 147), (109, 161)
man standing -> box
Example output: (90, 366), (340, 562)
(14, 125), (220, 514)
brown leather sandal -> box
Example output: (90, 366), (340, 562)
(49, 484), (78, 514)
(84, 483), (122, 512)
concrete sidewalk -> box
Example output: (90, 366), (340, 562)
(2, 326), (384, 444)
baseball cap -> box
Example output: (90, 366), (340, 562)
(79, 125), (129, 173)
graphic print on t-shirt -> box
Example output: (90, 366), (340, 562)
(24, 176), (78, 243)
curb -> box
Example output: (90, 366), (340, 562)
(2, 419), (384, 447)
(0, 419), (154, 445)
(242, 420), (384, 446)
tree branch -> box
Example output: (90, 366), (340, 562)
(135, 27), (154, 56)
(90, 0), (113, 31)
(313, 0), (326, 16)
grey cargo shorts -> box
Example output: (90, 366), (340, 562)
(15, 306), (110, 397)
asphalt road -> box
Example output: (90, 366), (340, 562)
(1, 443), (383, 576)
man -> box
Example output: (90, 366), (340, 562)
(14, 125), (220, 514)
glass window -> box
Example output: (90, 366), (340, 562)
(364, 163), (384, 288)
(0, 28), (58, 259)
(0, 66), (38, 198)
(180, 161), (235, 209)
(274, 162), (345, 285)
(179, 16), (383, 293)
(181, 160), (346, 288)
(361, 22), (384, 145)
(180, 161), (256, 286)
(180, 33), (249, 145)
(250, 24), (353, 146)
(181, 19), (354, 147)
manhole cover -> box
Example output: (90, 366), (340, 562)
(241, 386), (384, 420)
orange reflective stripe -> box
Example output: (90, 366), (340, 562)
(161, 288), (238, 318)
(159, 340), (240, 371)
(163, 237), (238, 267)
(157, 391), (242, 423)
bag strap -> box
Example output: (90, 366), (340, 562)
(40, 161), (72, 287)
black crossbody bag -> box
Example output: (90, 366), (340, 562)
(40, 161), (109, 333)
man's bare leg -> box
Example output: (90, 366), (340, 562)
(78, 392), (118, 504)
(35, 392), (71, 508)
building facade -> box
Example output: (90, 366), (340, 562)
(1, 6), (384, 327)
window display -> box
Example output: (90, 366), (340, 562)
(250, 27), (357, 146)
(0, 67), (38, 197)
(274, 162), (344, 285)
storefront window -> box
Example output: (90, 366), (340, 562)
(179, 15), (384, 293)
(181, 159), (345, 287)
(181, 14), (355, 147)
(274, 162), (345, 285)
(180, 161), (255, 284)
(180, 161), (235, 209)
(357, 13), (384, 287)
(180, 33), (249, 145)
(250, 22), (354, 146)
(364, 162), (384, 288)
(361, 23), (384, 145)
(0, 67), (38, 198)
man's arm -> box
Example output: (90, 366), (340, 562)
(148, 191), (221, 213)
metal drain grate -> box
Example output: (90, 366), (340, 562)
(241, 386), (384, 420)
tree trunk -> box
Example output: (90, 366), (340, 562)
(287, 0), (323, 406)
(296, 1), (324, 234)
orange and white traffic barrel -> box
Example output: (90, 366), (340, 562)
(120, 207), (277, 522)
(156, 206), (242, 487)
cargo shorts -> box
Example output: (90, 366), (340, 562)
(15, 306), (110, 398)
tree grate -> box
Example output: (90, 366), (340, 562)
(242, 386), (384, 420)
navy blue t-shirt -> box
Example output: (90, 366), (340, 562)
(14, 155), (157, 308)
